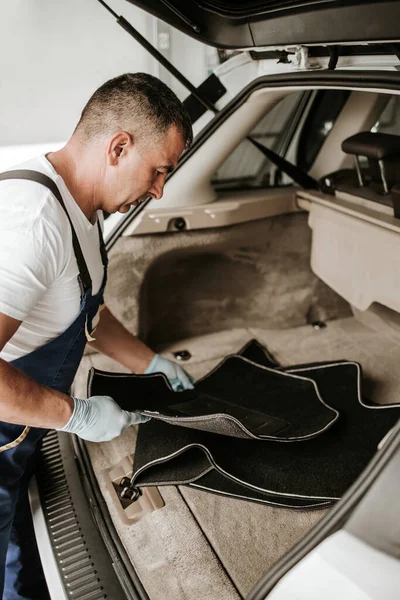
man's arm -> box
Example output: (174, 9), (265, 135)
(0, 312), (73, 428)
(0, 311), (149, 440)
(89, 306), (194, 390)
(88, 306), (155, 373)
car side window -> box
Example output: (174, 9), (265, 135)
(212, 89), (350, 192)
(373, 96), (400, 135)
(296, 89), (351, 172)
(212, 91), (306, 191)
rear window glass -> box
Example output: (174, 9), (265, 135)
(212, 89), (350, 191)
(212, 91), (305, 191)
(373, 96), (400, 135)
(296, 90), (351, 172)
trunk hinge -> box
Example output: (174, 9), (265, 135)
(284, 45), (340, 70)
(286, 46), (312, 70)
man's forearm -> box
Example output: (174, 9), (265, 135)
(88, 306), (155, 373)
(0, 358), (73, 428)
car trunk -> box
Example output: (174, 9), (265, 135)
(70, 5), (400, 591)
(72, 206), (400, 598)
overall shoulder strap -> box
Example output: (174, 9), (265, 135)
(97, 219), (109, 269)
(0, 169), (92, 294)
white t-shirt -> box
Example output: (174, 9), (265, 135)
(0, 155), (104, 362)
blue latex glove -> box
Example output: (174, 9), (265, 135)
(58, 396), (150, 442)
(145, 354), (195, 391)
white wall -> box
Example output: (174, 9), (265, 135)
(0, 0), (156, 147)
(169, 26), (210, 99)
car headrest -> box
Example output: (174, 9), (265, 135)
(342, 132), (400, 160)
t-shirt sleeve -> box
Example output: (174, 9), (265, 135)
(0, 217), (61, 322)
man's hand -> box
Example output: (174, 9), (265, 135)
(145, 354), (195, 391)
(57, 395), (150, 442)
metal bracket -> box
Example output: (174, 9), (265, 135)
(284, 46), (321, 71)
(104, 456), (165, 525)
(287, 46), (310, 70)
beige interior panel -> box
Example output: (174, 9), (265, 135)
(125, 188), (299, 235)
(306, 198), (400, 313)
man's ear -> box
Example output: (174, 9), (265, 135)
(107, 131), (133, 166)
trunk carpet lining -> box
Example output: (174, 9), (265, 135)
(174, 486), (244, 599)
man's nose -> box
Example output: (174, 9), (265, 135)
(150, 179), (165, 200)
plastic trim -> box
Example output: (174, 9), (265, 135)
(34, 430), (144, 600)
(29, 477), (68, 600)
(125, 1), (400, 49)
(72, 434), (150, 600)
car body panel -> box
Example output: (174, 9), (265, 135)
(125, 0), (400, 49)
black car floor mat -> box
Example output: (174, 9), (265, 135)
(88, 355), (338, 441)
(187, 471), (333, 510)
(237, 338), (279, 368)
(130, 360), (400, 503)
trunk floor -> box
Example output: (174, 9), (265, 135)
(74, 316), (400, 599)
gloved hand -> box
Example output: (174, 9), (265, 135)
(145, 354), (195, 391)
(58, 395), (150, 442)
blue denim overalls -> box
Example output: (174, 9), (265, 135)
(0, 170), (108, 599)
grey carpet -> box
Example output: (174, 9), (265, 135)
(102, 213), (351, 349)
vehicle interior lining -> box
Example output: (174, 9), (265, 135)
(72, 83), (400, 598)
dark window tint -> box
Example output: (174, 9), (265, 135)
(296, 90), (351, 171)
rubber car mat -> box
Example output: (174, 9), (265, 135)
(88, 355), (338, 441)
(131, 361), (400, 503)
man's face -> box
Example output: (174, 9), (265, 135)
(103, 125), (186, 214)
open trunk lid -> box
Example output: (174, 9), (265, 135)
(125, 0), (400, 49)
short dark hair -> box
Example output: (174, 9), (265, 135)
(75, 73), (193, 149)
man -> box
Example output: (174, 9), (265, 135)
(0, 73), (194, 599)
